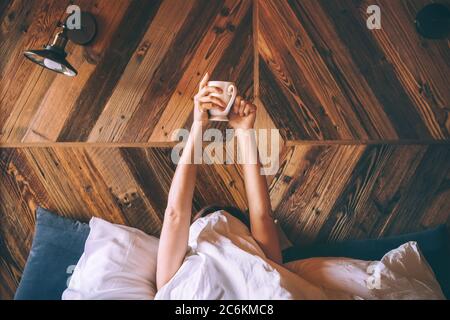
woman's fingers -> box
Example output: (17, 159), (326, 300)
(239, 100), (246, 117)
(246, 103), (257, 115)
(233, 96), (242, 114)
(232, 97), (257, 116)
(194, 87), (224, 111)
(199, 73), (209, 90)
(198, 96), (227, 109)
(199, 103), (226, 113)
(194, 86), (223, 106)
(198, 86), (223, 97)
(243, 103), (252, 116)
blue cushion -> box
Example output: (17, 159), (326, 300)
(14, 207), (90, 300)
(16, 208), (449, 300)
(282, 225), (450, 299)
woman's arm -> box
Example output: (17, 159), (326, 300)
(156, 73), (225, 290)
(156, 121), (201, 290)
(229, 98), (283, 264)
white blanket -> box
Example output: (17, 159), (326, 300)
(155, 211), (444, 300)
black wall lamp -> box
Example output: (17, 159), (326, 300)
(24, 12), (97, 77)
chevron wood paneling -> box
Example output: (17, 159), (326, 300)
(257, 0), (450, 141)
(1, 0), (449, 143)
(1, 145), (449, 298)
(273, 144), (450, 244)
(0, 0), (255, 143)
(1, 0), (449, 301)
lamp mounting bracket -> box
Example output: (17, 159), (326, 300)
(63, 12), (97, 45)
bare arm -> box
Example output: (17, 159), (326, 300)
(230, 98), (282, 264)
(156, 73), (225, 290)
(156, 122), (201, 290)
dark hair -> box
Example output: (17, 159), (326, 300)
(194, 205), (250, 228)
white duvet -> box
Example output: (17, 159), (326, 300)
(155, 211), (444, 300)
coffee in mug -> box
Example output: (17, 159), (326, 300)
(207, 81), (237, 121)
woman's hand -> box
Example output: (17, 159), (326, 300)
(160, 74), (226, 290)
(194, 73), (226, 124)
(229, 96), (257, 130)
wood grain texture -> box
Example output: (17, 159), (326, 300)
(275, 145), (450, 245)
(362, 0), (450, 139)
(0, 0), (71, 141)
(257, 0), (449, 141)
(1, 0), (448, 143)
(0, 0), (256, 143)
(22, 0), (132, 142)
(56, 0), (162, 141)
(1, 145), (449, 298)
(1, 0), (449, 300)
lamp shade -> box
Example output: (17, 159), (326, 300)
(24, 46), (77, 77)
(24, 28), (78, 77)
(23, 11), (96, 77)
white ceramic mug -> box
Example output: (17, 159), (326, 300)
(207, 81), (237, 121)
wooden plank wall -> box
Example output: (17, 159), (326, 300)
(0, 0), (256, 143)
(1, 145), (449, 298)
(0, 0), (449, 300)
(258, 0), (450, 141)
(0, 0), (448, 143)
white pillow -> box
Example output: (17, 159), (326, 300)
(285, 241), (445, 300)
(62, 217), (159, 300)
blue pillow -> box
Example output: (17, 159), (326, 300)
(16, 208), (449, 300)
(14, 207), (90, 300)
(282, 225), (450, 299)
